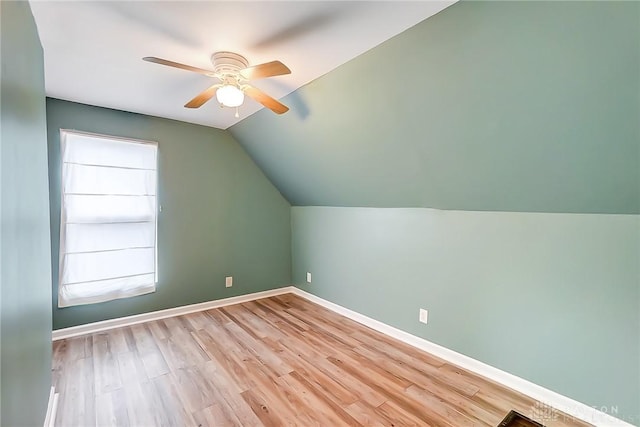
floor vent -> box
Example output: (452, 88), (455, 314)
(498, 410), (545, 427)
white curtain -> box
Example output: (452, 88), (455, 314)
(58, 130), (158, 307)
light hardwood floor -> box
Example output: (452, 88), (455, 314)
(52, 294), (592, 427)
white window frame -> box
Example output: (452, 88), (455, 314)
(57, 129), (159, 308)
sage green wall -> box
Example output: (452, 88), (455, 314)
(47, 98), (291, 330)
(231, 1), (640, 214)
(235, 2), (640, 422)
(1, 2), (53, 426)
(292, 207), (640, 424)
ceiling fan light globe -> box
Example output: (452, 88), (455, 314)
(216, 85), (244, 108)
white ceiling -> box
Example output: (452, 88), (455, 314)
(30, 1), (455, 130)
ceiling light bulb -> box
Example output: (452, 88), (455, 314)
(216, 85), (244, 108)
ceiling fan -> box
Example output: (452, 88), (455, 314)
(143, 51), (291, 117)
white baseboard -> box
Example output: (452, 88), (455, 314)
(289, 287), (635, 427)
(52, 287), (294, 340)
(43, 386), (59, 427)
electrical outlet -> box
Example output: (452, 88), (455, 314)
(419, 308), (428, 324)
(306, 272), (312, 283)
(225, 276), (233, 288)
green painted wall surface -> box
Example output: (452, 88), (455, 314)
(47, 98), (291, 330)
(231, 1), (640, 214)
(292, 207), (640, 424)
(0, 2), (53, 426)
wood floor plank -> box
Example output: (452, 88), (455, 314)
(328, 354), (408, 397)
(302, 327), (358, 357)
(117, 350), (149, 384)
(263, 337), (359, 406)
(402, 383), (484, 427)
(162, 315), (193, 337)
(225, 304), (289, 341)
(127, 323), (169, 381)
(267, 375), (330, 426)
(288, 308), (364, 348)
(156, 329), (209, 370)
(344, 401), (390, 426)
(52, 295), (593, 427)
(199, 361), (264, 427)
(129, 323), (158, 354)
(202, 306), (234, 327)
(270, 294), (297, 309)
(52, 340), (68, 390)
(329, 345), (414, 390)
(191, 328), (256, 392)
(65, 336), (89, 361)
(147, 319), (170, 341)
(350, 328), (446, 369)
(139, 348), (170, 379)
(171, 365), (219, 414)
(92, 333), (123, 394)
(198, 320), (279, 391)
(409, 381), (498, 426)
(285, 301), (363, 336)
(240, 388), (286, 427)
(438, 362), (530, 404)
(121, 380), (164, 426)
(279, 339), (388, 407)
(105, 328), (130, 354)
(286, 370), (362, 426)
(152, 373), (199, 426)
(56, 357), (95, 427)
(353, 344), (482, 403)
(354, 336), (479, 397)
(193, 403), (238, 427)
(184, 310), (212, 331)
(375, 400), (430, 426)
(95, 388), (128, 427)
(273, 373), (349, 426)
(219, 306), (266, 341)
(239, 366), (308, 425)
(252, 299), (311, 333)
(223, 320), (293, 378)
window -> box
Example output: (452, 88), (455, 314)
(58, 130), (158, 307)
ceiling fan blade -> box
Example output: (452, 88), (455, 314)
(243, 85), (289, 114)
(143, 57), (214, 76)
(239, 61), (291, 80)
(184, 84), (221, 108)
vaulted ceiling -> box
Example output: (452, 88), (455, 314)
(30, 1), (639, 214)
(229, 1), (640, 214)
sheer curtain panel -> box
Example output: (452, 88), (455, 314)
(58, 130), (158, 307)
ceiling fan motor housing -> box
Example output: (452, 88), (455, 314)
(211, 51), (249, 77)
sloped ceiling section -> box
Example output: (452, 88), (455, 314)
(230, 1), (640, 214)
